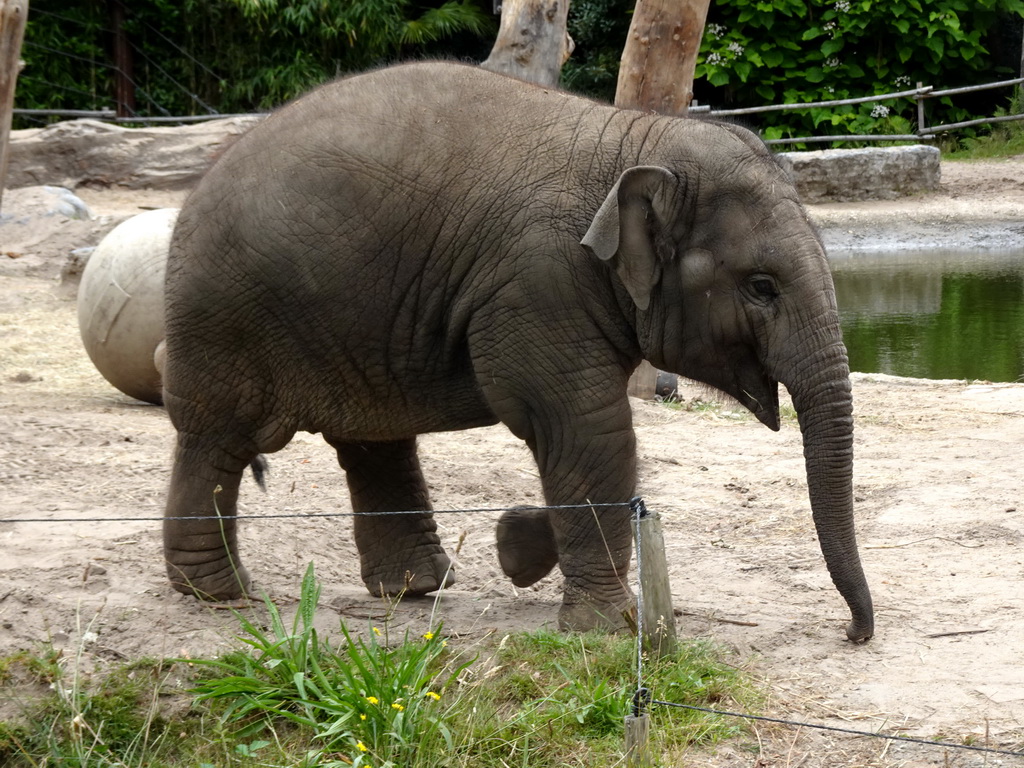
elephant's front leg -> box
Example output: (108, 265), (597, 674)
(495, 398), (639, 632)
(331, 438), (454, 597)
(547, 428), (638, 632)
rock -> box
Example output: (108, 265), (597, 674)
(777, 145), (941, 203)
(1, 185), (92, 221)
(60, 247), (96, 292)
(0, 186), (123, 282)
(5, 116), (263, 190)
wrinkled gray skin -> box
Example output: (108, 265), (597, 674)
(163, 61), (873, 642)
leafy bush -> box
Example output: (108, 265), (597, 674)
(561, 0), (634, 101)
(17, 0), (1022, 144)
(695, 0), (1024, 141)
(562, 0), (1023, 143)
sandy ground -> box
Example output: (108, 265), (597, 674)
(2, 156), (1024, 766)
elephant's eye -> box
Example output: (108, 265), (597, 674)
(746, 274), (779, 303)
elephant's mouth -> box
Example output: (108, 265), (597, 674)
(738, 377), (780, 431)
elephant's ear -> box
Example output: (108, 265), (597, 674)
(581, 165), (680, 311)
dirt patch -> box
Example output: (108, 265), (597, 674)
(1, 156), (1023, 766)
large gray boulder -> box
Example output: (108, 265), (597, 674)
(778, 145), (941, 203)
(5, 116), (263, 190)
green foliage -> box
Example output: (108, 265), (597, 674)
(15, 3), (110, 118)
(694, 0), (1024, 143)
(15, 0), (493, 125)
(227, 0), (493, 93)
(561, 1), (1023, 144)
(17, 0), (1021, 144)
(560, 0), (634, 101)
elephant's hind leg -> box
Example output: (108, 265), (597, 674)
(164, 434), (256, 600)
(331, 438), (454, 597)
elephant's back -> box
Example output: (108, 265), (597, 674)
(211, 62), (597, 184)
(170, 64), (615, 291)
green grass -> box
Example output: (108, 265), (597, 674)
(0, 563), (758, 767)
(942, 93), (1024, 160)
(661, 395), (800, 426)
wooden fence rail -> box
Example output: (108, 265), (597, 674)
(696, 76), (1024, 146)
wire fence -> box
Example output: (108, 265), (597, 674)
(4, 498), (1023, 762)
(16, 74), (1024, 145)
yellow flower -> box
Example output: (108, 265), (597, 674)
(372, 626), (381, 636)
(366, 696), (379, 705)
(357, 741), (369, 752)
(360, 713), (367, 720)
(422, 631), (434, 640)
(391, 702), (405, 712)
(425, 691), (441, 701)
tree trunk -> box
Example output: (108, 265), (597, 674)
(108, 0), (135, 118)
(481, 0), (573, 88)
(0, 0), (28, 214)
(616, 0), (710, 397)
(615, 0), (711, 115)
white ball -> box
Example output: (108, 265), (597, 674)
(77, 208), (179, 404)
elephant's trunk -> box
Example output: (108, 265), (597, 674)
(783, 331), (874, 642)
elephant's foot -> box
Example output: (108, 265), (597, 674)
(166, 558), (252, 601)
(496, 507), (559, 587)
(557, 593), (634, 630)
(361, 547), (455, 598)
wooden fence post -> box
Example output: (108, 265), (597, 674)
(631, 497), (678, 658)
(624, 694), (652, 768)
(0, 0), (28, 214)
(916, 81), (926, 135)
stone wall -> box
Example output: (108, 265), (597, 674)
(5, 117), (941, 202)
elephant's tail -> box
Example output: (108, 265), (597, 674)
(250, 455), (269, 492)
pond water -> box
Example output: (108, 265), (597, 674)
(830, 249), (1024, 383)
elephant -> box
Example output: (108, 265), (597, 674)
(161, 61), (873, 642)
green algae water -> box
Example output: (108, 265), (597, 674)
(830, 249), (1024, 383)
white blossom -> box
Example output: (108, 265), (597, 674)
(727, 41), (745, 56)
(826, 57), (840, 68)
(705, 52), (723, 66)
(834, 0), (851, 11)
(707, 23), (727, 39)
(871, 104), (890, 119)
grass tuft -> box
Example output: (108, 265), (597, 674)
(1, 562), (758, 767)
